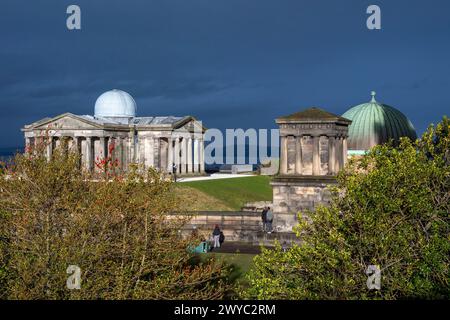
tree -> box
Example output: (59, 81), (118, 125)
(243, 119), (450, 300)
(0, 138), (232, 299)
(419, 115), (450, 166)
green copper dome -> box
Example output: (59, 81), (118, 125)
(342, 92), (417, 150)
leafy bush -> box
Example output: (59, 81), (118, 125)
(243, 119), (450, 300)
(0, 139), (231, 299)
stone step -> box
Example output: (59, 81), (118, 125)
(187, 224), (262, 230)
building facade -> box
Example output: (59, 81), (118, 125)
(272, 107), (352, 231)
(22, 89), (206, 175)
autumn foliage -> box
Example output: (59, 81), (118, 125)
(0, 138), (231, 299)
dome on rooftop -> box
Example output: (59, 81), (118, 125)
(94, 89), (137, 118)
(342, 91), (417, 150)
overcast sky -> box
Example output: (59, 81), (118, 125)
(1, 0), (449, 148)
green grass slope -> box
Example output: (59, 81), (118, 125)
(181, 176), (272, 210)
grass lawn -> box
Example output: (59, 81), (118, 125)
(180, 176), (272, 210)
(175, 185), (233, 211)
(210, 253), (255, 274)
(201, 252), (256, 288)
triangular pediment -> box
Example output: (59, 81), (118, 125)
(173, 116), (206, 132)
(26, 113), (104, 130)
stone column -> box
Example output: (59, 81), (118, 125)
(108, 137), (116, 163)
(25, 137), (31, 152)
(199, 138), (205, 173)
(312, 135), (320, 175)
(129, 131), (136, 164)
(123, 136), (130, 171)
(121, 136), (127, 171)
(295, 135), (302, 175)
(115, 137), (122, 170)
(139, 136), (146, 167)
(146, 137), (154, 168)
(335, 136), (341, 172)
(193, 138), (199, 173)
(54, 137), (60, 150)
(99, 137), (107, 160)
(75, 137), (82, 168)
(328, 135), (336, 175)
(68, 137), (75, 152)
(187, 137), (193, 173)
(280, 135), (288, 174)
(46, 137), (53, 161)
(167, 137), (174, 172)
(342, 136), (348, 167)
(86, 137), (93, 172)
(175, 138), (181, 173)
(153, 138), (160, 170)
(180, 138), (187, 174)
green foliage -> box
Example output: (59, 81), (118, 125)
(0, 139), (232, 299)
(243, 118), (450, 300)
(183, 176), (272, 210)
(419, 115), (450, 166)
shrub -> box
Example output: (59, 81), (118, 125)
(0, 139), (231, 299)
(242, 119), (450, 300)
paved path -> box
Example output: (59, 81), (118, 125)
(208, 241), (262, 254)
(177, 173), (255, 183)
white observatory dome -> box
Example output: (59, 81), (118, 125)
(94, 89), (137, 118)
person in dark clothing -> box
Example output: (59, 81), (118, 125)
(219, 231), (225, 246)
(172, 163), (178, 182)
(261, 207), (268, 232)
(212, 224), (221, 248)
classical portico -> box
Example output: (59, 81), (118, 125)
(22, 89), (206, 175)
(272, 107), (351, 231)
(277, 113), (349, 176)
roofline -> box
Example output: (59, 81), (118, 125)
(23, 113), (105, 130)
(22, 113), (207, 132)
(276, 106), (352, 124)
(275, 118), (352, 125)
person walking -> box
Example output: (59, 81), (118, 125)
(212, 224), (221, 249)
(266, 207), (274, 234)
(261, 207), (268, 232)
(172, 163), (178, 182)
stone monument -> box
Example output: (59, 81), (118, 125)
(271, 107), (351, 231)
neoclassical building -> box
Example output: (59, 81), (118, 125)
(271, 92), (417, 232)
(22, 89), (205, 174)
(277, 107), (351, 176)
(272, 107), (351, 231)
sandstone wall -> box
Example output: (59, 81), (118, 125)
(271, 177), (336, 232)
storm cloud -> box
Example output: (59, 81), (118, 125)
(1, 0), (450, 147)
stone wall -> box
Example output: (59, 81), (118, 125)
(167, 211), (300, 244)
(271, 176), (337, 232)
(168, 211), (262, 242)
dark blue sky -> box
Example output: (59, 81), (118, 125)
(1, 0), (449, 148)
